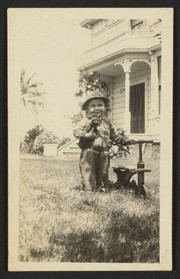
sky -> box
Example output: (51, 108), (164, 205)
(10, 9), (90, 139)
(9, 8), (167, 141)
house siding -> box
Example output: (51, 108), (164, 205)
(112, 76), (125, 129)
(91, 20), (129, 47)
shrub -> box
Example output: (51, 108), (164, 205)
(20, 125), (44, 154)
(20, 126), (69, 155)
(33, 130), (59, 154)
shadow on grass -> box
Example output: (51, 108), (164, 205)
(30, 247), (53, 260)
(22, 205), (159, 263)
(45, 210), (159, 263)
(104, 210), (159, 263)
(49, 230), (105, 262)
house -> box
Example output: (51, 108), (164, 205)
(78, 19), (162, 142)
(58, 19), (161, 159)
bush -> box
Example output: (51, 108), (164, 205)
(20, 126), (69, 155)
(20, 125), (44, 154)
(33, 130), (60, 154)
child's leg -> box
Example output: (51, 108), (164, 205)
(79, 149), (98, 191)
(97, 151), (110, 191)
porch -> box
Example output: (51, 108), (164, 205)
(81, 52), (161, 141)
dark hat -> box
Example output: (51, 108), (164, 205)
(82, 90), (108, 110)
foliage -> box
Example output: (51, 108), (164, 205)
(20, 125), (44, 154)
(108, 128), (131, 159)
(109, 143), (130, 159)
(75, 70), (111, 98)
(33, 130), (60, 154)
(20, 69), (46, 123)
(19, 154), (160, 262)
(71, 111), (84, 126)
(72, 70), (112, 125)
(57, 137), (71, 149)
(20, 125), (70, 155)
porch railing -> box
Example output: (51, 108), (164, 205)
(79, 29), (157, 67)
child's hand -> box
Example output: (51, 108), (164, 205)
(126, 139), (136, 145)
(85, 128), (97, 139)
(90, 117), (100, 127)
(115, 135), (128, 144)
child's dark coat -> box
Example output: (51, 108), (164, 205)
(73, 114), (127, 191)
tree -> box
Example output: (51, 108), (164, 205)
(20, 125), (44, 154)
(72, 70), (112, 124)
(20, 69), (46, 124)
(20, 125), (71, 155)
(75, 70), (111, 98)
(33, 129), (60, 154)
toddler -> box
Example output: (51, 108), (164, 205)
(73, 90), (133, 192)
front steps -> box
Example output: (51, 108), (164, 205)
(57, 138), (81, 159)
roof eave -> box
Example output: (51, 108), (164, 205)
(80, 19), (101, 29)
(77, 48), (150, 71)
(148, 44), (161, 52)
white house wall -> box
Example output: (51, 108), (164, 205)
(112, 75), (125, 129)
(91, 20), (130, 48)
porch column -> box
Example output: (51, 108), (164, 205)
(124, 69), (131, 135)
(149, 51), (158, 132)
(115, 59), (132, 135)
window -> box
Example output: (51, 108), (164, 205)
(131, 20), (143, 30)
(157, 56), (161, 115)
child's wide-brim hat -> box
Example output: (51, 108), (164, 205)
(82, 90), (109, 110)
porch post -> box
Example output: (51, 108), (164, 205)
(115, 59), (132, 135)
(149, 51), (158, 132)
(124, 69), (131, 135)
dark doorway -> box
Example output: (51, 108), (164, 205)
(130, 83), (145, 133)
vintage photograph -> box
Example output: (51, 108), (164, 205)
(8, 8), (173, 271)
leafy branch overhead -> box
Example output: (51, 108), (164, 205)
(20, 69), (47, 122)
(72, 70), (112, 125)
(75, 70), (112, 98)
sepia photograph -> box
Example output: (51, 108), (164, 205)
(8, 8), (173, 271)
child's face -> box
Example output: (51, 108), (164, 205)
(87, 98), (105, 113)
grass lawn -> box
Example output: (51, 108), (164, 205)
(19, 152), (160, 263)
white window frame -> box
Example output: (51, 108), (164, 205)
(129, 78), (148, 135)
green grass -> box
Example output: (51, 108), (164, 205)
(19, 153), (159, 262)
